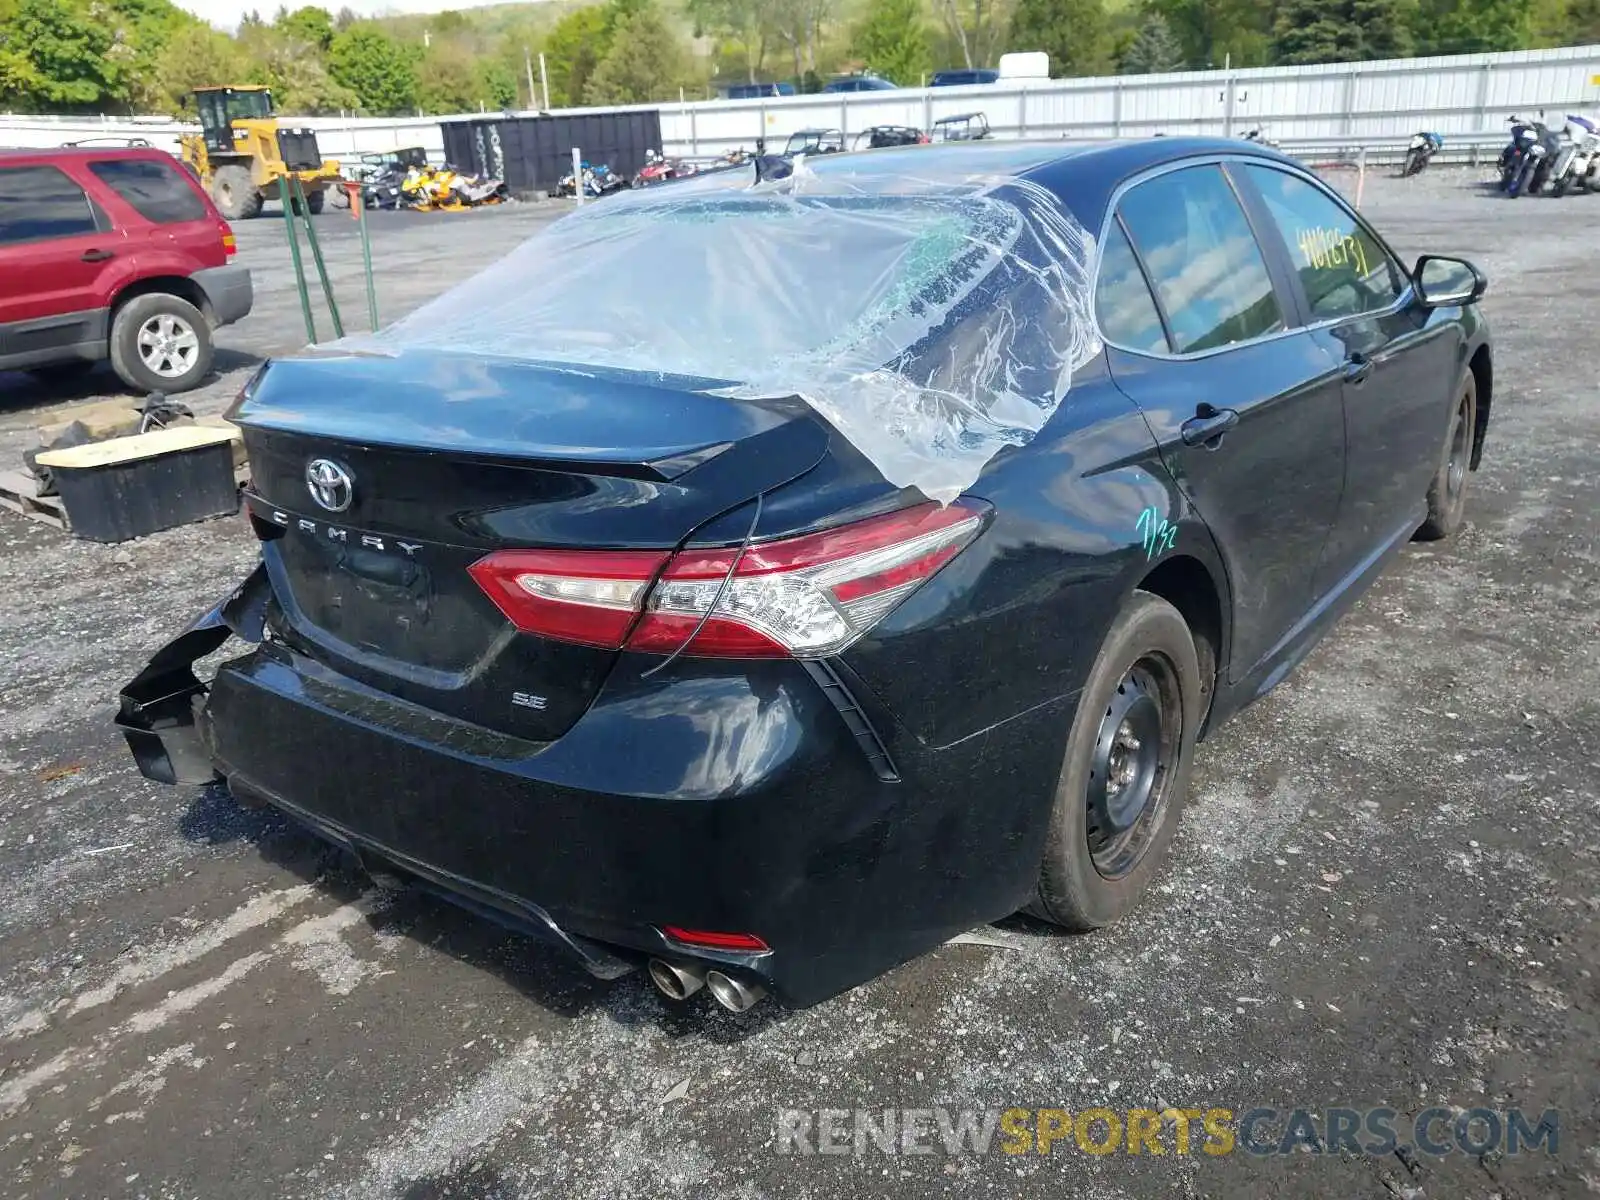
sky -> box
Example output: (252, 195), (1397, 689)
(177, 0), (534, 30)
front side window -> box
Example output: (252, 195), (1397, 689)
(89, 159), (207, 225)
(1244, 165), (1404, 322)
(1116, 164), (1285, 354)
(0, 166), (99, 245)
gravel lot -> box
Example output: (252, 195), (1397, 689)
(0, 168), (1596, 1200)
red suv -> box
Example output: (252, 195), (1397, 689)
(0, 146), (252, 394)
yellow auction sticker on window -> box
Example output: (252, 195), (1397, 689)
(1297, 226), (1370, 278)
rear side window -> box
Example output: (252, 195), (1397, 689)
(1244, 165), (1405, 322)
(1117, 165), (1285, 354)
(88, 158), (207, 224)
(1096, 221), (1169, 353)
(0, 166), (99, 244)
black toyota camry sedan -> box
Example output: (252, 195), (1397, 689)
(119, 138), (1491, 1011)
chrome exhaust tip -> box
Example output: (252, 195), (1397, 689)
(648, 958), (706, 1001)
(705, 969), (766, 1013)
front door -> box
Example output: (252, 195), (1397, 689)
(1235, 163), (1462, 594)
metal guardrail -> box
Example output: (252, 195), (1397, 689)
(1275, 132), (1508, 165)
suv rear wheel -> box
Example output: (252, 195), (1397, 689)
(109, 294), (213, 394)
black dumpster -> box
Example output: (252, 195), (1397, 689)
(440, 111), (663, 195)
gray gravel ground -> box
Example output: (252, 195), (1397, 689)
(0, 167), (1596, 1200)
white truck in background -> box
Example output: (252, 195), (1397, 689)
(998, 52), (1051, 82)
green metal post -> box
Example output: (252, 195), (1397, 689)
(355, 187), (379, 331)
(292, 177), (344, 339)
(278, 176), (317, 344)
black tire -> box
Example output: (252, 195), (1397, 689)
(211, 165), (262, 221)
(305, 187), (326, 214)
(1509, 157), (1535, 197)
(108, 293), (213, 395)
(27, 360), (96, 382)
(1552, 174), (1570, 197)
(1402, 150), (1423, 177)
(1027, 591), (1203, 930)
(1416, 371), (1477, 541)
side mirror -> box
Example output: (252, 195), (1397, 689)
(1414, 255), (1487, 307)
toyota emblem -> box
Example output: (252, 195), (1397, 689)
(305, 458), (354, 513)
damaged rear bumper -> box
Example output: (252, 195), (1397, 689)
(115, 564), (270, 787)
(113, 564), (634, 982)
(117, 567), (1073, 1007)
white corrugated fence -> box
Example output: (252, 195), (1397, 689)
(3, 44), (1597, 167)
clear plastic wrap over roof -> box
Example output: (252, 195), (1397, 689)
(333, 146), (1102, 503)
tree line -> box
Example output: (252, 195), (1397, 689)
(0, 0), (1595, 117)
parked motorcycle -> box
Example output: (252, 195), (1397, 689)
(1502, 114), (1560, 197)
(631, 150), (694, 189)
(556, 160), (628, 198)
(1402, 131), (1443, 177)
(1547, 114), (1599, 196)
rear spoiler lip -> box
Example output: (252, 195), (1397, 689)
(226, 353), (814, 482)
(233, 416), (735, 483)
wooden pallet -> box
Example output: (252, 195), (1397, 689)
(0, 463), (252, 535)
(0, 468), (68, 531)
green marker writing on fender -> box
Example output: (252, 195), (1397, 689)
(1136, 507), (1177, 561)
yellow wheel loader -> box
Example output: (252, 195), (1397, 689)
(178, 86), (342, 221)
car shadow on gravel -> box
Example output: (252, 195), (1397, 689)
(177, 781), (791, 1042)
(398, 1163), (525, 1200)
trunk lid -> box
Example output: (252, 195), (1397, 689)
(230, 350), (829, 741)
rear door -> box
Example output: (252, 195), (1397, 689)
(0, 164), (129, 363)
(1100, 161), (1348, 682)
(1235, 163), (1458, 592)
(84, 156), (225, 271)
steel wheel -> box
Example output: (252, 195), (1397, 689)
(1085, 654), (1182, 880)
(136, 313), (201, 379)
(1445, 390), (1471, 505)
(1028, 591), (1202, 930)
(1417, 371), (1477, 541)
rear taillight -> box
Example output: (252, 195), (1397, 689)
(629, 501), (986, 657)
(221, 230), (237, 256)
(467, 548), (670, 649)
(468, 500), (986, 659)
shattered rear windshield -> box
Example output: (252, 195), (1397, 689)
(440, 194), (1018, 371)
(334, 153), (1102, 502)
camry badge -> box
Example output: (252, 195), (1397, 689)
(306, 458), (354, 513)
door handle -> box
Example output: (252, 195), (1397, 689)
(1343, 353), (1374, 385)
(1180, 406), (1240, 448)
(80, 249), (115, 263)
